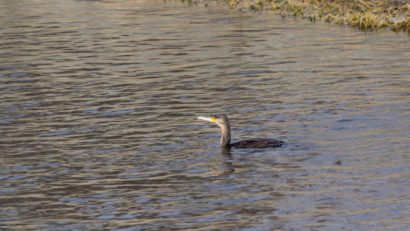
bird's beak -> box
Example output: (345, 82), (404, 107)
(198, 116), (217, 123)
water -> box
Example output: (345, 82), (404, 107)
(1, 0), (409, 230)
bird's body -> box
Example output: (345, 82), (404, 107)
(230, 138), (284, 148)
(198, 114), (284, 149)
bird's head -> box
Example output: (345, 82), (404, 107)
(198, 114), (229, 128)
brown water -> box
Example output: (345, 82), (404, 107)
(1, 0), (409, 230)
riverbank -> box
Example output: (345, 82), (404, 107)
(188, 0), (410, 32)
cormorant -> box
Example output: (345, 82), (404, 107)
(198, 114), (284, 148)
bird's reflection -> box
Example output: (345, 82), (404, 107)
(220, 147), (232, 156)
(219, 147), (235, 174)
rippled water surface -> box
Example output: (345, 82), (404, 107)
(1, 0), (409, 230)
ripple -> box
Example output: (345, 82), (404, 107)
(0, 0), (409, 230)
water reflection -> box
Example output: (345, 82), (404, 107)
(220, 147), (235, 174)
(1, 0), (409, 230)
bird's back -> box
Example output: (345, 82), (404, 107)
(230, 138), (284, 148)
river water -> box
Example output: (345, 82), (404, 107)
(0, 0), (409, 230)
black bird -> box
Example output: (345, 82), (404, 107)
(198, 114), (284, 148)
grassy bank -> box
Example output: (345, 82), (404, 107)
(190, 0), (410, 32)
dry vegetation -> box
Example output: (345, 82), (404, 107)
(189, 0), (410, 32)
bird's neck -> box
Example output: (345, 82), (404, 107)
(219, 123), (231, 147)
